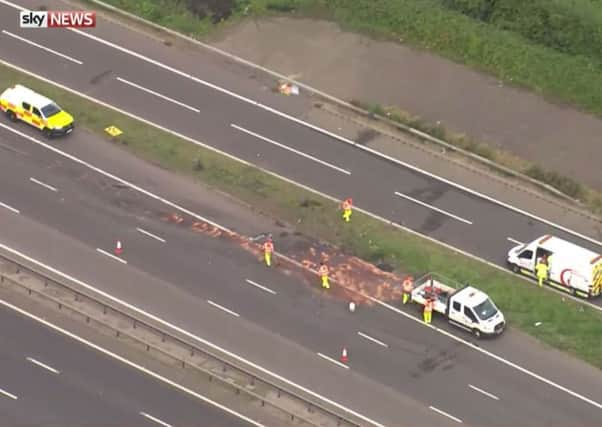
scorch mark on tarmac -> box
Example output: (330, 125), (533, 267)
(245, 279), (277, 295)
(394, 192), (473, 225)
(29, 177), (58, 192)
(116, 77), (201, 113)
(1, 30), (83, 65)
(96, 248), (127, 264)
(230, 124), (352, 175)
(317, 353), (350, 370)
(469, 384), (500, 401)
(140, 412), (172, 427)
(207, 300), (240, 317)
(26, 357), (60, 374)
(429, 406), (462, 423)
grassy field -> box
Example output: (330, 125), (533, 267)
(2, 63), (601, 368)
(92, 0), (602, 117)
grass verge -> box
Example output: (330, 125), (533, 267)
(91, 0), (602, 120)
(350, 100), (602, 214)
(1, 63), (601, 368)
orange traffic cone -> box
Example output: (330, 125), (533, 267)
(340, 347), (349, 363)
(114, 240), (123, 255)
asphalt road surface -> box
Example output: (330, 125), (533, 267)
(0, 124), (600, 427)
(0, 303), (253, 427)
(0, 0), (601, 308)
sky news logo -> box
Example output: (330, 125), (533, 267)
(19, 11), (96, 28)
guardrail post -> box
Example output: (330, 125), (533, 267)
(74, 293), (79, 302)
(162, 333), (166, 343)
(133, 320), (136, 329)
(44, 279), (47, 287)
(190, 348), (194, 357)
(103, 305), (107, 315)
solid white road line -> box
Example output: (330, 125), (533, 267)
(116, 77), (201, 113)
(231, 124), (351, 175)
(362, 295), (602, 410)
(136, 227), (166, 243)
(0, 298), (264, 426)
(357, 332), (388, 348)
(317, 353), (350, 370)
(96, 248), (127, 264)
(429, 406), (462, 423)
(207, 300), (240, 317)
(0, 201), (19, 214)
(245, 279), (277, 295)
(1, 30), (83, 65)
(26, 357), (60, 374)
(394, 191), (473, 225)
(1, 59), (598, 314)
(469, 384), (500, 401)
(0, 387), (18, 400)
(507, 237), (523, 246)
(11, 0), (594, 249)
(0, 62), (598, 414)
(29, 177), (58, 192)
(140, 412), (172, 427)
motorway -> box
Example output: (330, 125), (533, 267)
(0, 121), (600, 427)
(0, 0), (601, 308)
(0, 303), (252, 427)
(0, 1), (600, 427)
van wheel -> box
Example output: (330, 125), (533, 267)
(473, 329), (482, 339)
(6, 110), (17, 122)
(42, 128), (52, 138)
(510, 263), (520, 273)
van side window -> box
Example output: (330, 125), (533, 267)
(518, 250), (533, 260)
(464, 306), (477, 323)
(22, 102), (31, 111)
(32, 107), (41, 117)
(452, 301), (461, 311)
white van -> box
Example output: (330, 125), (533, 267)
(507, 235), (602, 298)
(411, 273), (506, 338)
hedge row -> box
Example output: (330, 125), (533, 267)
(437, 0), (602, 59)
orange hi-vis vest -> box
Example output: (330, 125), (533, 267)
(263, 241), (274, 253)
(402, 277), (413, 293)
(424, 300), (434, 312)
(319, 265), (329, 277)
(342, 199), (352, 210)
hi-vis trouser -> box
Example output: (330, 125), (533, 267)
(342, 208), (352, 222)
(402, 292), (411, 304)
(264, 251), (272, 267)
(321, 275), (330, 289)
(423, 308), (432, 324)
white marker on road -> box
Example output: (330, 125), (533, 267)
(0, 298), (264, 426)
(136, 227), (166, 243)
(116, 77), (201, 113)
(26, 357), (60, 374)
(207, 300), (240, 317)
(507, 237), (523, 246)
(357, 332), (388, 348)
(30, 177), (58, 192)
(394, 191), (473, 225)
(0, 201), (19, 214)
(317, 353), (350, 370)
(231, 124), (351, 175)
(0, 387), (18, 400)
(96, 248), (127, 264)
(429, 406), (462, 423)
(469, 384), (500, 401)
(140, 412), (172, 427)
(1, 30), (83, 64)
(245, 279), (277, 295)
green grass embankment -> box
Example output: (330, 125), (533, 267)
(1, 63), (601, 368)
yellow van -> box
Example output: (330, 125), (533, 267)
(0, 84), (74, 137)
